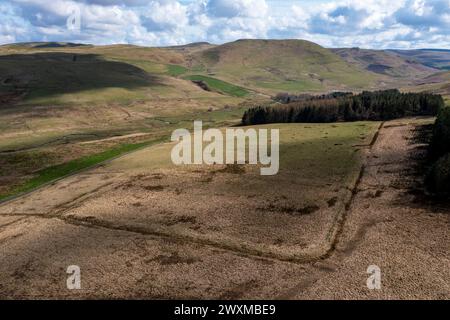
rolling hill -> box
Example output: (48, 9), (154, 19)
(406, 71), (450, 105)
(187, 39), (381, 94)
(332, 47), (437, 80)
(2, 40), (449, 104)
(0, 43), (231, 107)
(389, 49), (450, 70)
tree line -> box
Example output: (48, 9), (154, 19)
(426, 106), (450, 195)
(242, 89), (444, 125)
(273, 92), (353, 104)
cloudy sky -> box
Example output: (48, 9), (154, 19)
(1, 0), (449, 49)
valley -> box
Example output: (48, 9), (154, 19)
(0, 39), (449, 300)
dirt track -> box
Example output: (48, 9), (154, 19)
(0, 118), (448, 299)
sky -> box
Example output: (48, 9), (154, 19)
(0, 0), (449, 49)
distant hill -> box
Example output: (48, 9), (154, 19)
(164, 42), (216, 54)
(0, 43), (186, 65)
(407, 71), (450, 102)
(2, 42), (90, 49)
(1, 40), (449, 103)
(332, 47), (437, 79)
(388, 49), (450, 70)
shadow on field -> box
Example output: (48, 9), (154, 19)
(0, 52), (163, 105)
(399, 123), (450, 213)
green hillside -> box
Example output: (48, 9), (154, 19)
(4, 40), (447, 103)
(189, 39), (380, 94)
(0, 43), (234, 106)
(183, 75), (249, 97)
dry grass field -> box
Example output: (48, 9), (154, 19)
(0, 40), (449, 300)
(0, 118), (448, 299)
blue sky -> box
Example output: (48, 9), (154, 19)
(1, 0), (449, 49)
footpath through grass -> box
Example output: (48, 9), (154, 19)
(0, 138), (165, 202)
(184, 75), (249, 97)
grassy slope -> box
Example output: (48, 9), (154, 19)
(0, 104), (252, 201)
(0, 42), (250, 150)
(389, 49), (450, 70)
(189, 39), (379, 94)
(0, 138), (164, 201)
(184, 75), (249, 97)
(332, 48), (437, 80)
(405, 70), (450, 104)
(0, 44), (228, 106)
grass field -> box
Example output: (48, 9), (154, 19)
(109, 121), (379, 179)
(0, 41), (448, 299)
(0, 104), (253, 200)
(184, 75), (250, 97)
(0, 119), (380, 259)
(53, 121), (380, 261)
(167, 64), (189, 77)
(0, 138), (165, 201)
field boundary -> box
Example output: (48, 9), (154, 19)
(0, 122), (385, 264)
(319, 121), (384, 260)
(0, 137), (168, 206)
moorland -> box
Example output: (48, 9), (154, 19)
(0, 39), (449, 299)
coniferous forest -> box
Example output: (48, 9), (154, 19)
(427, 107), (450, 195)
(242, 89), (444, 125)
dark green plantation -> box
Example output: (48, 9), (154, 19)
(242, 90), (444, 125)
(427, 107), (450, 194)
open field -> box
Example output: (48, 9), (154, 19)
(0, 104), (256, 200)
(0, 118), (448, 299)
(0, 122), (380, 261)
(183, 75), (250, 97)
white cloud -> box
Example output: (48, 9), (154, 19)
(1, 0), (449, 48)
(142, 0), (188, 32)
(0, 2), (32, 44)
(206, 0), (268, 18)
(395, 0), (450, 30)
